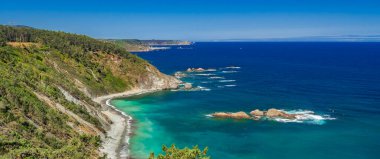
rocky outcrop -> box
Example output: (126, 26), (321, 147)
(174, 71), (187, 78)
(250, 109), (265, 120)
(138, 65), (181, 90)
(183, 83), (192, 89)
(266, 108), (296, 119)
(250, 109), (265, 116)
(211, 111), (251, 119)
(266, 108), (283, 117)
(187, 68), (205, 72)
(210, 108), (297, 120)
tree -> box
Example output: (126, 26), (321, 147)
(149, 144), (210, 159)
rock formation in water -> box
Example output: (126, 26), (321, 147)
(211, 108), (297, 120)
(211, 111), (251, 119)
(186, 68), (205, 72)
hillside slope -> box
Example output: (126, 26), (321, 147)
(104, 39), (192, 52)
(0, 25), (180, 158)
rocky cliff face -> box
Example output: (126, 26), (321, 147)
(138, 65), (181, 90)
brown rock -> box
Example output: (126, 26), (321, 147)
(212, 112), (230, 118)
(230, 111), (251, 119)
(250, 109), (264, 116)
(211, 111), (251, 119)
(183, 83), (192, 89)
(266, 108), (283, 117)
(266, 108), (297, 119)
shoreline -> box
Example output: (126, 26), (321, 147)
(94, 88), (164, 159)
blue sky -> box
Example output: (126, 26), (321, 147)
(1, 0), (380, 40)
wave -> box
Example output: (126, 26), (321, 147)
(219, 80), (236, 83)
(224, 85), (237, 87)
(172, 86), (211, 92)
(205, 69), (217, 72)
(193, 86), (211, 91)
(209, 76), (225, 79)
(222, 71), (238, 73)
(194, 73), (216, 76)
(225, 66), (241, 69)
(272, 109), (336, 125)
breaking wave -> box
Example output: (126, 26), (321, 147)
(219, 80), (236, 83)
(209, 76), (225, 79)
(195, 73), (216, 76)
(222, 71), (238, 73)
(272, 109), (336, 125)
(225, 66), (241, 69)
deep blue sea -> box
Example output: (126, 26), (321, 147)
(112, 42), (380, 159)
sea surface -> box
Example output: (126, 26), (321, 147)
(111, 42), (380, 159)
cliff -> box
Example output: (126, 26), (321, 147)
(0, 25), (180, 158)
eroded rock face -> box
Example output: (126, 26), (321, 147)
(137, 65), (181, 90)
(211, 111), (251, 119)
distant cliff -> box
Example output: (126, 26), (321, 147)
(0, 25), (180, 158)
(103, 39), (192, 52)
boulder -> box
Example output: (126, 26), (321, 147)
(186, 68), (193, 72)
(230, 111), (251, 119)
(183, 83), (192, 89)
(211, 112), (231, 118)
(266, 108), (296, 119)
(250, 109), (264, 116)
(266, 108), (283, 117)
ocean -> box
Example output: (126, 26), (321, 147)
(111, 42), (380, 159)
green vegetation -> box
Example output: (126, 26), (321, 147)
(0, 25), (199, 158)
(103, 39), (192, 52)
(149, 145), (210, 159)
(0, 25), (159, 158)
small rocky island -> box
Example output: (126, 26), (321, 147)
(210, 108), (297, 120)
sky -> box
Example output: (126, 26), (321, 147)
(1, 0), (380, 41)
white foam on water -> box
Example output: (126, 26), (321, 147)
(205, 109), (335, 125)
(225, 66), (241, 69)
(219, 80), (236, 83)
(273, 109), (336, 125)
(183, 86), (211, 91)
(209, 76), (225, 79)
(205, 69), (217, 72)
(205, 114), (213, 118)
(222, 70), (238, 73)
(195, 73), (216, 76)
(201, 81), (212, 83)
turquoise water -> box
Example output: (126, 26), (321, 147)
(112, 42), (380, 159)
